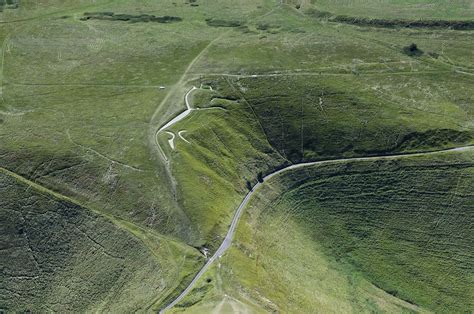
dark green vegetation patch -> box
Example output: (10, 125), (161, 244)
(81, 12), (182, 23)
(403, 43), (424, 57)
(306, 8), (474, 30)
(205, 18), (244, 27)
(332, 15), (474, 30)
(0, 0), (19, 11)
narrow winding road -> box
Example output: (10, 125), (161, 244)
(160, 145), (473, 312)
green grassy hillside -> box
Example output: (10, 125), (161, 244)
(209, 74), (473, 162)
(175, 149), (473, 313)
(1, 0), (473, 312)
(0, 0), (273, 245)
(0, 167), (203, 312)
(160, 85), (286, 248)
(160, 67), (473, 248)
(1, 1), (278, 311)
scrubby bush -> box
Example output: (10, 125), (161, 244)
(246, 180), (252, 191)
(402, 43), (424, 57)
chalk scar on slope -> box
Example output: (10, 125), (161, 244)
(155, 86), (197, 154)
(157, 87), (228, 152)
(159, 145), (474, 313)
(178, 130), (190, 144)
(165, 131), (176, 150)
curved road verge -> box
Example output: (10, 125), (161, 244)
(160, 145), (473, 312)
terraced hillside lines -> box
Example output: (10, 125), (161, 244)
(206, 70), (455, 78)
(66, 129), (145, 172)
(11, 82), (163, 88)
(161, 145), (473, 312)
(261, 149), (474, 312)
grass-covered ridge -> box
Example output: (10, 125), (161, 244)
(1, 1), (273, 310)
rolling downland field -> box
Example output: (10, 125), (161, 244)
(1, 0), (473, 312)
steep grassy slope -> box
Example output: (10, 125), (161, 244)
(159, 86), (286, 248)
(2, 0), (473, 312)
(158, 69), (472, 310)
(206, 74), (473, 163)
(156, 6), (474, 307)
(175, 149), (473, 313)
(0, 168), (203, 312)
(1, 1), (280, 311)
(0, 0), (273, 243)
(159, 18), (474, 245)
